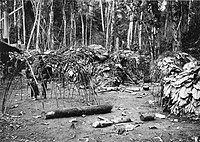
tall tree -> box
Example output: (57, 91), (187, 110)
(63, 0), (67, 48)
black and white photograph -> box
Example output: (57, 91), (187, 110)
(0, 0), (200, 141)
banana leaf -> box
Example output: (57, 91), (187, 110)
(192, 88), (199, 100)
(193, 81), (200, 90)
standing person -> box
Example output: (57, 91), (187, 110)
(38, 56), (48, 99)
(26, 66), (39, 100)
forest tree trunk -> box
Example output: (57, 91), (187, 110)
(110, 0), (115, 53)
(100, 0), (105, 32)
(85, 14), (88, 46)
(127, 14), (133, 49)
(105, 2), (111, 51)
(35, 0), (41, 51)
(22, 0), (26, 46)
(63, 1), (67, 48)
(81, 14), (85, 46)
(138, 0), (145, 50)
(27, 1), (40, 50)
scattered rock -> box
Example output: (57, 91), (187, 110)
(78, 138), (89, 142)
(148, 100), (155, 105)
(153, 136), (163, 142)
(155, 113), (166, 119)
(92, 120), (113, 128)
(126, 87), (140, 92)
(117, 127), (126, 135)
(116, 106), (127, 111)
(41, 122), (50, 125)
(33, 115), (41, 119)
(143, 85), (149, 91)
(173, 119), (179, 122)
(193, 136), (200, 142)
(70, 123), (76, 129)
(19, 111), (25, 115)
(11, 135), (17, 139)
(124, 124), (140, 131)
(69, 118), (78, 123)
(149, 126), (158, 129)
(134, 121), (144, 124)
(112, 117), (132, 124)
(16, 93), (24, 96)
(11, 104), (19, 109)
(121, 112), (127, 116)
(140, 113), (155, 121)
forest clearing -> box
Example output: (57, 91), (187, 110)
(1, 0), (200, 142)
(1, 82), (200, 142)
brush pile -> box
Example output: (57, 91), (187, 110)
(30, 46), (99, 104)
(93, 50), (148, 89)
(152, 51), (200, 115)
(163, 62), (200, 115)
(151, 51), (196, 82)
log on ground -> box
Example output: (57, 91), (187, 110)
(44, 104), (113, 119)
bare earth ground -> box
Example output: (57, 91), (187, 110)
(1, 82), (200, 142)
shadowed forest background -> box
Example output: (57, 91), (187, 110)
(1, 0), (200, 60)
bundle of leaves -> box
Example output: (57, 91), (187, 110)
(41, 46), (97, 85)
(151, 51), (196, 82)
(95, 50), (149, 88)
(162, 61), (200, 116)
(93, 62), (126, 88)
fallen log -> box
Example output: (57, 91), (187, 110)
(44, 104), (113, 119)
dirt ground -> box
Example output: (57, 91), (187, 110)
(1, 82), (200, 142)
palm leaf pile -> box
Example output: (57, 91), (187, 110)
(152, 51), (200, 115)
(94, 50), (147, 89)
(151, 51), (196, 82)
(163, 61), (200, 115)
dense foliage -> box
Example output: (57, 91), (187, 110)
(0, 0), (199, 60)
